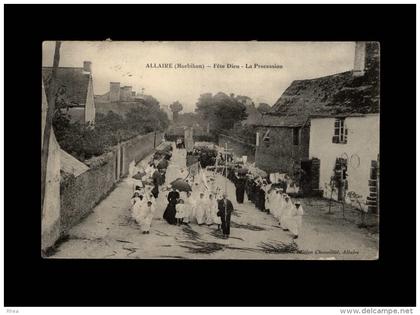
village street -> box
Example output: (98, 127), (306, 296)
(51, 143), (379, 260)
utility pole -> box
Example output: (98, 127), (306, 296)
(223, 142), (233, 196)
(225, 142), (228, 196)
(41, 41), (61, 218)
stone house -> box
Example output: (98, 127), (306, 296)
(255, 42), (379, 200)
(309, 113), (379, 212)
(42, 61), (96, 124)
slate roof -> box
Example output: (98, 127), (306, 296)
(258, 42), (379, 127)
(42, 67), (91, 107)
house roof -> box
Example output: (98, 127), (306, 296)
(60, 149), (89, 177)
(42, 67), (91, 107)
(258, 64), (379, 127)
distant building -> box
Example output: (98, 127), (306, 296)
(96, 82), (140, 103)
(94, 82), (149, 117)
(255, 42), (379, 205)
(42, 61), (96, 124)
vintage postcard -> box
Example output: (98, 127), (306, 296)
(41, 41), (379, 260)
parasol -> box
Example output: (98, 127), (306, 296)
(237, 168), (249, 175)
(157, 159), (169, 169)
(170, 178), (192, 192)
(132, 170), (146, 180)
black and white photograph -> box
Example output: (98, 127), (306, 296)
(4, 3), (417, 310)
(41, 41), (380, 260)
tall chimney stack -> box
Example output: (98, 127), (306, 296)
(353, 42), (366, 77)
(109, 82), (121, 102)
(83, 61), (92, 73)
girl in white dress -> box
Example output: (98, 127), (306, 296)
(280, 194), (294, 231)
(183, 191), (195, 224)
(175, 199), (185, 226)
(130, 192), (142, 221)
(138, 200), (155, 234)
(205, 193), (215, 226)
(209, 193), (221, 230)
(194, 192), (207, 225)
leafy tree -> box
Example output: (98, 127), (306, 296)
(143, 95), (160, 111)
(170, 101), (183, 121)
(195, 92), (248, 131)
(53, 95), (170, 161)
(257, 103), (271, 113)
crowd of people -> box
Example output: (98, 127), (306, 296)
(229, 169), (304, 239)
(129, 141), (304, 240)
(128, 145), (172, 234)
(162, 176), (234, 239)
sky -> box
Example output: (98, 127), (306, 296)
(42, 41), (356, 112)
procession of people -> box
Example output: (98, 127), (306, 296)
(129, 140), (304, 240)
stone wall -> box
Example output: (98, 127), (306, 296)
(59, 131), (162, 235)
(218, 134), (256, 163)
(60, 151), (116, 234)
(255, 126), (310, 174)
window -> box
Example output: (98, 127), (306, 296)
(263, 129), (271, 147)
(263, 129), (270, 142)
(293, 127), (300, 145)
(332, 118), (348, 144)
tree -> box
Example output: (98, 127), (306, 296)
(195, 92), (248, 131)
(257, 103), (271, 113)
(143, 94), (160, 111)
(170, 101), (183, 122)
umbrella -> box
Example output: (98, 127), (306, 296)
(157, 159), (169, 169)
(170, 178), (192, 192)
(237, 168), (249, 175)
(132, 171), (146, 180)
(163, 145), (172, 152)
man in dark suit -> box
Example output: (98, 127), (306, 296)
(217, 193), (234, 238)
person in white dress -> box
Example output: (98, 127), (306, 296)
(130, 192), (142, 220)
(183, 191), (195, 224)
(205, 193), (215, 226)
(270, 188), (283, 220)
(280, 194), (294, 231)
(137, 200), (155, 234)
(194, 192), (207, 225)
(208, 193), (221, 230)
(265, 185), (276, 214)
(263, 182), (272, 213)
(175, 199), (185, 226)
(282, 201), (304, 239)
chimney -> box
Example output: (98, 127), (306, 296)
(109, 82), (121, 102)
(83, 61), (92, 73)
(353, 42), (366, 77)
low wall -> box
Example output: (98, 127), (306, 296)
(60, 150), (116, 234)
(59, 131), (162, 235)
(121, 132), (161, 176)
(218, 134), (256, 163)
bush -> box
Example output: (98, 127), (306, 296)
(53, 104), (169, 161)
